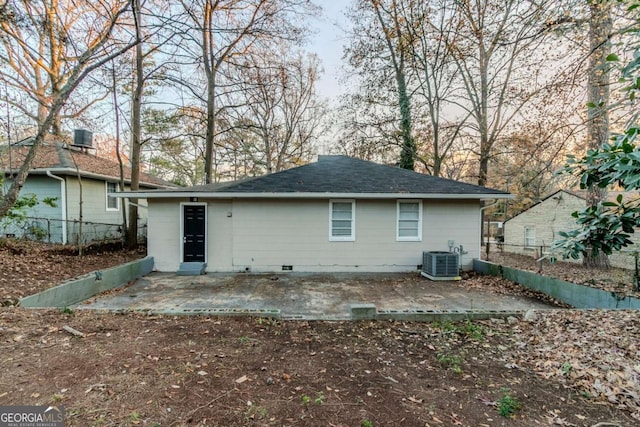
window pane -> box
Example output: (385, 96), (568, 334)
(332, 228), (352, 237)
(333, 203), (352, 213)
(399, 211), (419, 220)
(332, 211), (352, 220)
(107, 182), (118, 209)
(524, 227), (535, 246)
(331, 202), (353, 238)
(332, 220), (352, 229)
(400, 203), (419, 213)
(398, 202), (420, 239)
(399, 228), (418, 237)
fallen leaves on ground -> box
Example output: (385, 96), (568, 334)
(1, 241), (639, 424)
(495, 309), (640, 421)
(485, 252), (638, 298)
(0, 239), (143, 305)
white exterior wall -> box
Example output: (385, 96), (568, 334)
(147, 199), (181, 272)
(504, 192), (585, 256)
(503, 191), (640, 269)
(147, 198), (482, 273)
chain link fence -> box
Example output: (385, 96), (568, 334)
(0, 216), (147, 245)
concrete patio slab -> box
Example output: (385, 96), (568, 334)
(76, 272), (555, 320)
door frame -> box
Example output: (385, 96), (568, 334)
(180, 202), (207, 263)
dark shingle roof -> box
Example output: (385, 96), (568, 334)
(183, 155), (509, 196)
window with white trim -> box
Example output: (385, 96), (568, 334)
(106, 181), (119, 211)
(397, 200), (422, 241)
(524, 226), (535, 248)
(330, 200), (355, 241)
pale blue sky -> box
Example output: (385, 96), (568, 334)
(308, 2), (351, 103)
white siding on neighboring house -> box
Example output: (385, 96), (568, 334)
(504, 191), (584, 255)
(147, 198), (482, 273)
(503, 190), (640, 269)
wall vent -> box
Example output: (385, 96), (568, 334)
(421, 251), (460, 280)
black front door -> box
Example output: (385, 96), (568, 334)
(183, 205), (206, 262)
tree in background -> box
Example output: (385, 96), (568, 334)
(0, 0), (138, 219)
(230, 48), (325, 174)
(447, 0), (570, 187)
(553, 0), (640, 265)
(168, 0), (315, 184)
(143, 107), (207, 186)
(342, 0), (416, 169)
(402, 0), (465, 177)
(0, 0), (119, 135)
(340, 0), (571, 187)
(581, 0), (614, 267)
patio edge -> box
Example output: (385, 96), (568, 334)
(20, 256), (155, 308)
(473, 258), (640, 309)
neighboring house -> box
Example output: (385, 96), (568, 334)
(503, 189), (640, 269)
(117, 155), (511, 274)
(0, 135), (174, 244)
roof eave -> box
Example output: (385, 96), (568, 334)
(112, 191), (513, 200)
(20, 167), (173, 189)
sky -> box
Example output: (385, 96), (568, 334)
(307, 2), (351, 104)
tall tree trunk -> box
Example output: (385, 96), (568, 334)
(478, 45), (490, 187)
(371, 0), (415, 170)
(397, 71), (416, 170)
(585, 0), (612, 268)
(203, 0), (217, 184)
(111, 61), (128, 243)
(127, 0), (143, 249)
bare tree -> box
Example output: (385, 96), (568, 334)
(128, 0), (144, 249)
(399, 0), (466, 176)
(0, 0), (131, 135)
(169, 0), (315, 183)
(447, 0), (566, 187)
(232, 48), (325, 174)
(0, 0), (138, 219)
(345, 0), (416, 170)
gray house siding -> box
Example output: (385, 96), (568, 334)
(1, 176), (64, 242)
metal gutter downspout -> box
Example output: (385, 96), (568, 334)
(46, 170), (67, 244)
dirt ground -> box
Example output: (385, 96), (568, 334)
(483, 251), (639, 298)
(1, 240), (639, 426)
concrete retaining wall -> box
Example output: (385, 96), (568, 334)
(473, 259), (640, 309)
(20, 257), (154, 308)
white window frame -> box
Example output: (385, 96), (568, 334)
(329, 199), (355, 241)
(106, 181), (119, 211)
(524, 226), (536, 248)
(397, 200), (422, 241)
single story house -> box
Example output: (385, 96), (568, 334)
(503, 189), (639, 269)
(117, 155), (511, 274)
(1, 134), (174, 244)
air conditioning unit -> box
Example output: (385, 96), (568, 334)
(421, 251), (460, 281)
(73, 129), (93, 148)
